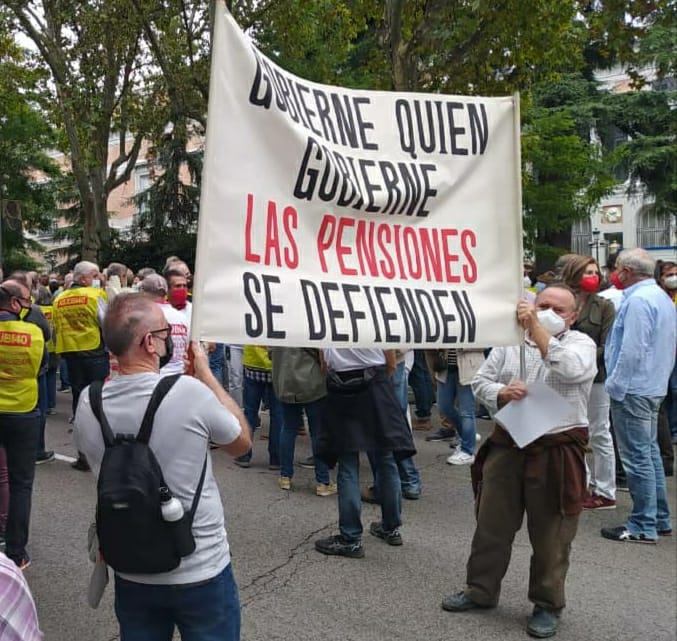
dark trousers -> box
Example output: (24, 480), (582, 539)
(66, 354), (110, 416)
(657, 400), (674, 476)
(0, 413), (40, 563)
(465, 446), (580, 612)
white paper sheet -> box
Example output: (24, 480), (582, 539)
(493, 381), (577, 448)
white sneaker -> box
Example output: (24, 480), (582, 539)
(446, 450), (475, 466)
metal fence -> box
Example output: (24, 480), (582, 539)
(637, 226), (670, 248)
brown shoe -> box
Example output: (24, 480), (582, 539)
(412, 416), (432, 430)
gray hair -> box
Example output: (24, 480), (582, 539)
(103, 292), (158, 357)
(139, 274), (168, 297)
(616, 248), (656, 277)
(73, 261), (99, 283)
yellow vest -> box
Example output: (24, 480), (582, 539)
(0, 319), (44, 413)
(38, 304), (57, 353)
(243, 345), (272, 371)
(53, 287), (106, 353)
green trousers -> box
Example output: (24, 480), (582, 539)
(465, 444), (581, 612)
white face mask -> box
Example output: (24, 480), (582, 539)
(537, 308), (566, 336)
(664, 275), (677, 290)
(523, 275), (532, 287)
(91, 278), (101, 289)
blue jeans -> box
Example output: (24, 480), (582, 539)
(611, 395), (672, 538)
(437, 366), (477, 455)
(114, 564), (240, 641)
(279, 400), (330, 484)
(242, 377), (282, 466)
(371, 362), (420, 494)
(46, 366), (57, 410)
(208, 344), (225, 387)
(408, 350), (432, 418)
(338, 450), (401, 541)
(59, 359), (70, 388)
(37, 374), (48, 456)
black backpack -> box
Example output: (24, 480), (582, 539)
(88, 374), (207, 574)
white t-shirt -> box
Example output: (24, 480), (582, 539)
(74, 372), (241, 585)
(323, 348), (385, 372)
(160, 303), (190, 376)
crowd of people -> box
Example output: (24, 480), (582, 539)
(0, 245), (674, 640)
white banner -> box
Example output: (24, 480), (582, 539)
(192, 2), (524, 348)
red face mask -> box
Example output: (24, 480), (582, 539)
(169, 288), (188, 310)
(610, 271), (625, 290)
(579, 274), (600, 293)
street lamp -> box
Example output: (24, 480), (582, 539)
(590, 228), (601, 264)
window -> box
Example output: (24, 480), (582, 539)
(636, 205), (670, 248)
(571, 218), (592, 255)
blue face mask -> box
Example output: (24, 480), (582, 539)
(535, 282), (546, 293)
(91, 279), (101, 289)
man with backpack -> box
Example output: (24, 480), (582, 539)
(74, 293), (251, 641)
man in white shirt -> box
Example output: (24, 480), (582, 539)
(74, 293), (251, 641)
(441, 285), (596, 640)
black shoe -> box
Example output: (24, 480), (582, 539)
(369, 521), (403, 546)
(616, 478), (629, 492)
(441, 591), (493, 612)
(35, 451), (55, 465)
(425, 427), (456, 442)
(600, 525), (657, 544)
(527, 607), (559, 638)
(315, 534), (364, 558)
(361, 486), (381, 504)
(402, 488), (421, 500)
(71, 457), (91, 472)
(297, 456), (315, 469)
(234, 456), (251, 468)
(58, 386), (70, 392)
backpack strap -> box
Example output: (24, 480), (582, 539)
(187, 454), (208, 524)
(136, 373), (182, 444)
(89, 380), (115, 448)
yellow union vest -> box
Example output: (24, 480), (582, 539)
(0, 319), (44, 413)
(39, 304), (57, 353)
(54, 287), (106, 353)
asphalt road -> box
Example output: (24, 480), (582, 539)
(25, 389), (677, 641)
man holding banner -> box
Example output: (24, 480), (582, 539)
(441, 285), (596, 639)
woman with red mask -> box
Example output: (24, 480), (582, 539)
(557, 254), (617, 510)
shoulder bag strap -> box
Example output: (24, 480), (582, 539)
(136, 373), (182, 444)
(88, 380), (116, 448)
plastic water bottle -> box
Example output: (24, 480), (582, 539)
(159, 487), (184, 522)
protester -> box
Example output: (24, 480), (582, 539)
(270, 347), (336, 496)
(52, 261), (109, 471)
(427, 349), (485, 465)
(235, 345), (282, 469)
(140, 274), (190, 377)
(8, 272), (53, 465)
(74, 293), (251, 641)
(557, 254), (617, 510)
(442, 285), (596, 639)
(314, 348), (415, 558)
(601, 248), (675, 544)
(0, 551), (44, 639)
(655, 261), (677, 457)
(408, 349), (433, 430)
(0, 280), (46, 569)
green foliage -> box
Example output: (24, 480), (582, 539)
(522, 74), (616, 249)
(603, 90), (677, 218)
(134, 126), (203, 242)
(0, 30), (61, 269)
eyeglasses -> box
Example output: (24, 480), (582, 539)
(139, 326), (171, 346)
